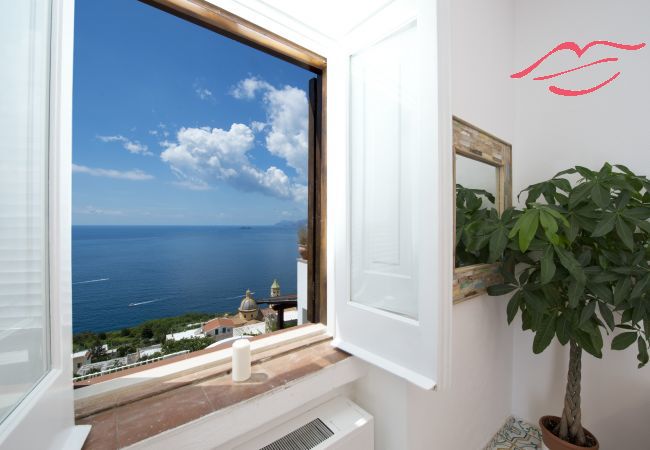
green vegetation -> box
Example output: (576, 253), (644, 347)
(162, 337), (215, 354)
(455, 184), (498, 267)
(73, 311), (230, 355)
(482, 163), (650, 445)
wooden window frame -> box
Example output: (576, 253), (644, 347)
(452, 116), (512, 303)
(140, 0), (328, 323)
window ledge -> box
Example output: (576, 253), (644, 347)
(74, 323), (327, 403)
(75, 326), (358, 449)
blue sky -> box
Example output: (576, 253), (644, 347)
(73, 0), (314, 225)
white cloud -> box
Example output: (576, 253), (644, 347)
(160, 124), (305, 201)
(194, 84), (213, 100)
(172, 179), (212, 191)
(231, 77), (308, 177)
(251, 121), (267, 132)
(97, 135), (152, 156)
(230, 77), (272, 99)
(72, 163), (154, 181)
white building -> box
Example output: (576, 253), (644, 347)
(71, 350), (90, 373)
(138, 344), (162, 359)
(202, 317), (235, 340)
(165, 327), (204, 342)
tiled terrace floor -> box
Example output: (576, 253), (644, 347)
(486, 416), (542, 450)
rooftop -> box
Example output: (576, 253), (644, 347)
(202, 317), (234, 333)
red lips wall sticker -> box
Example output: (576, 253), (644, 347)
(511, 41), (645, 96)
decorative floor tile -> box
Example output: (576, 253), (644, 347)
(485, 416), (542, 450)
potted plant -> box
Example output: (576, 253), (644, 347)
(297, 225), (308, 260)
(475, 163), (650, 449)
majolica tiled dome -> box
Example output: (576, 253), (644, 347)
(239, 289), (258, 311)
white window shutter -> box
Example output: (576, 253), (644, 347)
(331, 0), (453, 389)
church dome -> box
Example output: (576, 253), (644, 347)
(239, 289), (258, 311)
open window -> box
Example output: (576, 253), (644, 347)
(68, 0), (327, 383)
(137, 0), (453, 391)
(1, 0), (452, 445)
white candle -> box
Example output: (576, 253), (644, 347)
(232, 338), (251, 382)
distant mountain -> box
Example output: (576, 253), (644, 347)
(273, 219), (307, 229)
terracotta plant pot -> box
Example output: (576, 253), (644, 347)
(298, 245), (308, 260)
(539, 416), (599, 450)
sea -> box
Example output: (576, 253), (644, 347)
(72, 225), (300, 333)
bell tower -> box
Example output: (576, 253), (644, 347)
(270, 279), (280, 298)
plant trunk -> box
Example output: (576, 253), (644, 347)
(555, 339), (586, 445)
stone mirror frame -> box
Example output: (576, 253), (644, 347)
(453, 116), (512, 302)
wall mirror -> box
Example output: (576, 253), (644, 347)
(453, 117), (512, 302)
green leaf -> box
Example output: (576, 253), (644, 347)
(614, 164), (634, 175)
(568, 280), (585, 308)
(590, 271), (620, 283)
(591, 213), (616, 237)
(506, 291), (522, 324)
(631, 273), (650, 299)
(539, 210), (559, 242)
(621, 309), (634, 323)
(615, 217), (635, 250)
(638, 337), (649, 368)
(556, 313), (571, 345)
(511, 210), (540, 252)
(554, 168), (577, 178)
(541, 285), (563, 306)
(576, 329), (602, 358)
(541, 206), (570, 226)
(611, 332), (638, 350)
(488, 227), (508, 263)
(551, 178), (572, 193)
(586, 282), (613, 304)
(589, 323), (604, 354)
(598, 301), (615, 330)
(540, 246), (556, 284)
(567, 215), (580, 243)
(487, 283), (517, 296)
(579, 301), (597, 326)
(533, 315), (557, 354)
(614, 277), (633, 306)
(555, 246), (586, 285)
(633, 303), (646, 325)
(637, 219), (650, 234)
(622, 207), (650, 221)
(591, 184), (610, 209)
(523, 290), (547, 314)
(575, 166), (595, 179)
(568, 182), (593, 209)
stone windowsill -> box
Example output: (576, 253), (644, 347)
(75, 332), (350, 449)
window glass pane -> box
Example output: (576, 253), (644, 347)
(349, 23), (419, 319)
(0, 0), (51, 423)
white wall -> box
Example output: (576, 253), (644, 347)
(512, 1), (650, 448)
(350, 0), (516, 448)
